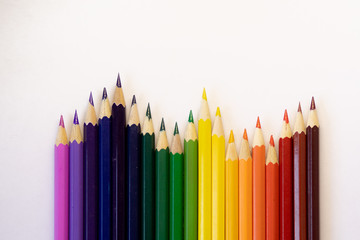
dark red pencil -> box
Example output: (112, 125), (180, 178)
(293, 103), (307, 240)
(306, 97), (320, 240)
(279, 110), (293, 240)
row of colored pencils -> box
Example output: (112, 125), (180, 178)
(54, 75), (319, 240)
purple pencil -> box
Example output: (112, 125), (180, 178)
(55, 115), (69, 240)
(70, 110), (84, 240)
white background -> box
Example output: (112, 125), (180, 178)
(0, 0), (359, 239)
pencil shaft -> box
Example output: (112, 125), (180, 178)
(99, 117), (112, 240)
(69, 141), (84, 240)
(239, 158), (252, 240)
(170, 152), (184, 240)
(84, 123), (99, 240)
(141, 133), (155, 240)
(307, 126), (319, 240)
(127, 124), (141, 240)
(266, 163), (279, 240)
(294, 132), (307, 240)
(253, 145), (265, 240)
(112, 103), (126, 240)
(225, 160), (238, 240)
(54, 144), (69, 240)
(155, 148), (170, 240)
(184, 139), (198, 240)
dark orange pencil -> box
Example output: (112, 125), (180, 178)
(293, 103), (307, 240)
(279, 110), (293, 240)
(265, 135), (279, 240)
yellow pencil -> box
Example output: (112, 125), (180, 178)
(212, 107), (225, 240)
(225, 130), (239, 240)
(198, 88), (212, 240)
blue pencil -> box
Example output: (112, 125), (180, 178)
(99, 88), (112, 240)
(127, 95), (141, 240)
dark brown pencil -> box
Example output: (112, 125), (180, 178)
(306, 97), (320, 240)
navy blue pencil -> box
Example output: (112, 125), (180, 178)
(111, 74), (127, 240)
(127, 95), (141, 240)
(99, 88), (112, 240)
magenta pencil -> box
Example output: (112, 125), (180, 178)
(54, 115), (69, 240)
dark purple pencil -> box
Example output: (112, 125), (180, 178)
(70, 110), (84, 240)
(111, 74), (127, 240)
(84, 93), (99, 240)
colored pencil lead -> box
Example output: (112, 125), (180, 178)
(89, 92), (94, 106)
(283, 109), (289, 123)
(188, 110), (194, 123)
(216, 107), (221, 117)
(229, 130), (234, 143)
(243, 128), (248, 140)
(117, 73), (122, 87)
(174, 122), (179, 135)
(59, 115), (65, 127)
(202, 88), (207, 101)
(256, 116), (261, 128)
(310, 96), (316, 110)
(74, 110), (79, 125)
(132, 95), (137, 105)
(298, 102), (302, 113)
(102, 88), (108, 100)
(146, 103), (152, 119)
(160, 118), (165, 131)
(270, 135), (275, 147)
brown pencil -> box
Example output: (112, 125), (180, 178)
(293, 103), (307, 240)
(306, 97), (320, 240)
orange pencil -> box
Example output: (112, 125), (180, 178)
(252, 117), (266, 240)
(239, 129), (252, 240)
(265, 136), (279, 240)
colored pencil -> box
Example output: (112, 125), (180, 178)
(306, 97), (319, 240)
(198, 89), (212, 240)
(170, 122), (184, 240)
(279, 110), (293, 240)
(184, 110), (198, 240)
(212, 107), (225, 240)
(155, 118), (170, 240)
(112, 74), (126, 240)
(266, 135), (279, 240)
(84, 93), (99, 240)
(252, 117), (265, 240)
(293, 103), (307, 240)
(69, 110), (84, 240)
(127, 95), (141, 240)
(141, 103), (155, 240)
(54, 115), (69, 240)
(99, 88), (112, 240)
(238, 129), (252, 240)
(225, 130), (238, 240)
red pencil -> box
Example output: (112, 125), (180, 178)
(293, 103), (307, 240)
(279, 110), (293, 240)
(265, 135), (279, 240)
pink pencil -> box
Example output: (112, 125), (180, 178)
(55, 115), (69, 240)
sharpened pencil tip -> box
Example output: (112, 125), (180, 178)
(229, 130), (235, 143)
(310, 96), (316, 110)
(174, 122), (179, 135)
(89, 92), (94, 106)
(202, 88), (207, 101)
(102, 88), (108, 100)
(283, 109), (289, 123)
(160, 118), (165, 131)
(216, 107), (221, 117)
(256, 117), (261, 128)
(188, 110), (194, 123)
(270, 135), (275, 147)
(146, 103), (152, 119)
(73, 110), (79, 125)
(116, 73), (122, 87)
(298, 102), (302, 113)
(243, 128), (248, 140)
(59, 115), (65, 127)
(131, 95), (136, 105)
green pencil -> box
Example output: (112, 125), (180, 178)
(170, 122), (184, 240)
(141, 103), (155, 240)
(184, 110), (198, 240)
(155, 118), (169, 240)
